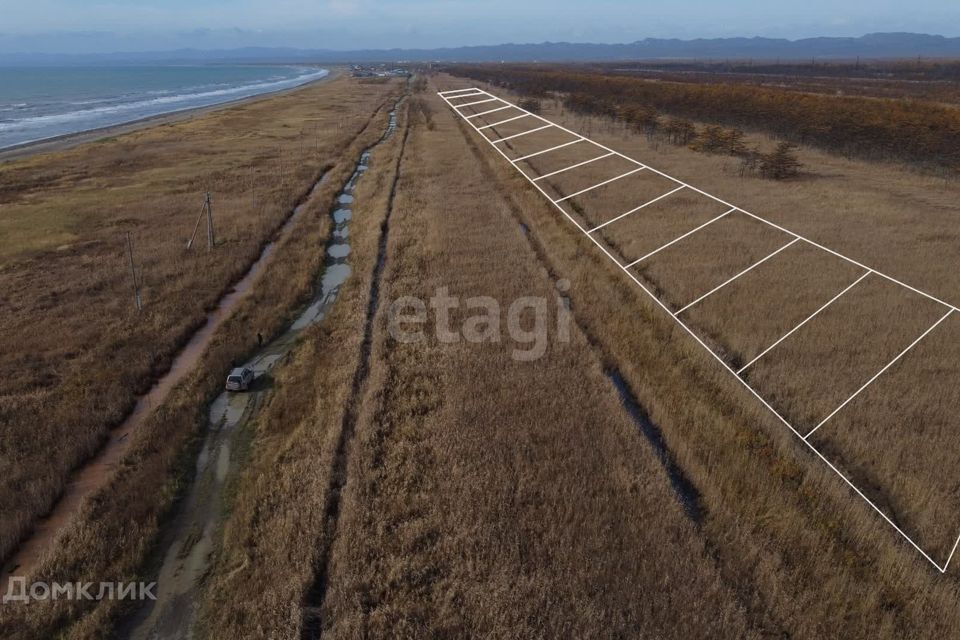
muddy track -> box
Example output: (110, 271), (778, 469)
(0, 92), (400, 592)
(120, 98), (407, 640)
(300, 107), (411, 640)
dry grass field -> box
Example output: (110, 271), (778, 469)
(452, 65), (960, 171)
(5, 60), (960, 638)
(195, 92), (411, 640)
(0, 74), (397, 568)
(318, 86), (760, 640)
(450, 77), (960, 566)
(196, 82), (762, 639)
(0, 76), (404, 638)
(434, 71), (960, 638)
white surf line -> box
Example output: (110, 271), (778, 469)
(532, 152), (615, 182)
(512, 138), (585, 162)
(466, 105), (512, 120)
(477, 113), (532, 130)
(553, 167), (644, 203)
(804, 309), (953, 440)
(737, 270), (873, 374)
(489, 124), (554, 144)
(589, 185), (686, 233)
(454, 97), (499, 109)
(625, 209), (735, 268)
(438, 88), (960, 572)
(675, 238), (801, 316)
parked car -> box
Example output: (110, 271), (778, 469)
(225, 366), (255, 392)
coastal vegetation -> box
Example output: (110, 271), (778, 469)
(199, 79), (756, 638)
(446, 64), (960, 173)
(4, 59), (960, 640)
(432, 71), (960, 638)
(0, 74), (405, 637)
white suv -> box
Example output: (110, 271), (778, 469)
(225, 366), (255, 392)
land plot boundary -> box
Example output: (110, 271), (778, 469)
(438, 86), (960, 573)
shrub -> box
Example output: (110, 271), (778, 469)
(760, 142), (803, 179)
(518, 97), (542, 114)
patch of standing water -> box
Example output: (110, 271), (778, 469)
(327, 244), (351, 259)
(123, 100), (402, 640)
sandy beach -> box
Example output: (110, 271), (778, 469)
(0, 66), (342, 162)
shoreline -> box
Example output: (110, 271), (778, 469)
(0, 66), (342, 162)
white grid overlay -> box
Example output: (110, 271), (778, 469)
(439, 87), (960, 573)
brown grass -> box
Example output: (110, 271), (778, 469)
(465, 77), (960, 564)
(0, 78), (404, 638)
(435, 71), (960, 637)
(195, 93), (412, 639)
(448, 64), (960, 170)
(7, 64), (960, 637)
(680, 241), (863, 364)
(0, 75), (398, 568)
(808, 313), (960, 557)
(312, 78), (757, 638)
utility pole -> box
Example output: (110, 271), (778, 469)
(126, 232), (142, 312)
(205, 192), (215, 250)
(186, 192), (215, 251)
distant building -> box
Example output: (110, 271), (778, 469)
(351, 65), (411, 78)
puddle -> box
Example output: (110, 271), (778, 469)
(122, 99), (403, 640)
(301, 107), (408, 640)
(327, 244), (351, 259)
(0, 162), (333, 591)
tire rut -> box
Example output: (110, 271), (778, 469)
(300, 101), (411, 640)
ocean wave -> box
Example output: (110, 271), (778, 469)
(0, 69), (327, 135)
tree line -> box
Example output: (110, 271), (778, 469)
(567, 92), (802, 179)
(446, 65), (960, 174)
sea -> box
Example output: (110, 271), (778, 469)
(0, 65), (329, 150)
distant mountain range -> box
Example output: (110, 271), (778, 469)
(5, 33), (960, 66)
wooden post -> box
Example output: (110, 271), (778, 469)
(126, 232), (142, 312)
(186, 197), (206, 250)
(205, 191), (215, 250)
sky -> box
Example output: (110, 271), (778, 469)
(1, 0), (960, 53)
